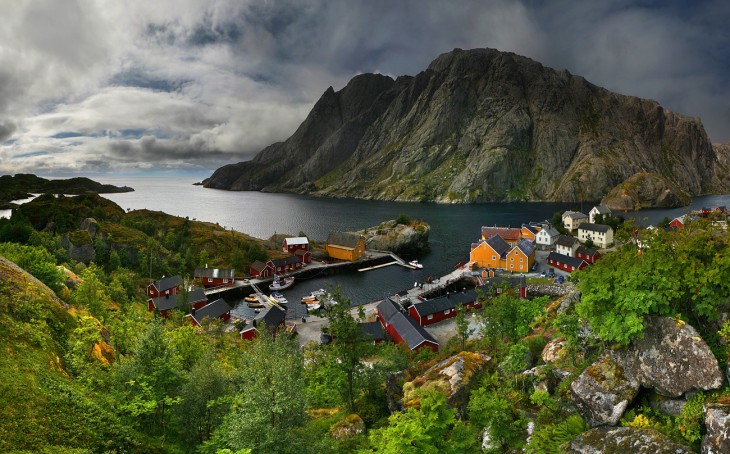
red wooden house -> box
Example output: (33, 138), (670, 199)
(250, 260), (273, 278)
(186, 298), (231, 327)
(147, 288), (208, 318)
(409, 290), (483, 326)
(576, 246), (601, 264)
(282, 237), (309, 254)
(267, 256), (301, 274)
(294, 249), (312, 264)
(375, 298), (439, 352)
(240, 306), (286, 340)
(669, 215), (687, 229)
(147, 275), (182, 299)
(547, 252), (588, 273)
(194, 268), (235, 288)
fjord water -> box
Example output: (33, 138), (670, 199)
(98, 176), (730, 306)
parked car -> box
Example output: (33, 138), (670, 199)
(540, 271), (546, 278)
(547, 269), (555, 278)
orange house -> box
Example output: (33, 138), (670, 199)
(470, 235), (511, 269)
(505, 239), (536, 273)
(326, 232), (366, 261)
(520, 224), (540, 240)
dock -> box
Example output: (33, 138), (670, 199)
(358, 261), (398, 272)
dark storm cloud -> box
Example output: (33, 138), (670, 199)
(1, 0), (728, 176)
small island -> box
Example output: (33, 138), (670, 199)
(0, 173), (134, 206)
(355, 215), (430, 254)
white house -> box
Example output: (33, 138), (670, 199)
(589, 205), (612, 224)
(577, 223), (614, 248)
(562, 211), (589, 231)
(555, 235), (580, 257)
(535, 226), (560, 249)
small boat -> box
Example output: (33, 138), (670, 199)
(301, 295), (319, 304)
(269, 275), (295, 291)
(247, 300), (264, 308)
(408, 260), (423, 269)
(244, 293), (258, 303)
(270, 292), (288, 305)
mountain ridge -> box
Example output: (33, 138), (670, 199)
(204, 47), (730, 208)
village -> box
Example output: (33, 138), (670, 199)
(143, 204), (722, 354)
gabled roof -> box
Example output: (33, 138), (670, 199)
(194, 268), (235, 279)
(413, 290), (478, 317)
(326, 231), (363, 248)
(485, 235), (511, 257)
(151, 275), (182, 292)
(562, 211), (588, 220)
(269, 256), (301, 267)
(578, 223), (612, 234)
(251, 260), (272, 272)
(521, 224), (539, 235)
(153, 288), (208, 312)
(538, 227), (560, 238)
(253, 306), (286, 330)
(389, 312), (438, 350)
(591, 205), (611, 215)
(284, 237), (309, 245)
(360, 321), (385, 342)
(191, 298), (231, 323)
(576, 245), (599, 257)
(481, 226), (522, 242)
(515, 239), (536, 256)
(376, 297), (401, 324)
(556, 235), (579, 248)
(547, 252), (587, 269)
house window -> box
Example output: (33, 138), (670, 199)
(510, 264), (514, 269)
(223, 279), (229, 283)
(520, 258), (523, 262)
(492, 256), (496, 260)
(444, 309), (451, 315)
(510, 257), (514, 262)
(207, 278), (213, 282)
(427, 314), (433, 320)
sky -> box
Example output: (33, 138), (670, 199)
(1, 0), (728, 177)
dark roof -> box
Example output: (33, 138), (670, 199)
(250, 260), (271, 272)
(153, 288), (208, 311)
(489, 275), (526, 290)
(539, 226), (560, 238)
(253, 306), (286, 330)
(269, 255), (301, 267)
(515, 239), (536, 256)
(360, 321), (385, 341)
(485, 235), (511, 257)
(521, 224), (539, 235)
(414, 290), (477, 317)
(376, 297), (402, 324)
(576, 245), (599, 257)
(194, 268), (235, 279)
(547, 252), (587, 269)
(151, 275), (182, 292)
(578, 223), (612, 233)
(389, 312), (438, 350)
(556, 235), (579, 248)
(592, 205), (611, 214)
(326, 231), (363, 248)
(192, 298), (230, 322)
(563, 211), (588, 220)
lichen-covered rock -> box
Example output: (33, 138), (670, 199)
(702, 404), (730, 454)
(330, 414), (366, 440)
(61, 230), (96, 264)
(402, 351), (490, 417)
(618, 316), (723, 397)
(568, 427), (693, 453)
(356, 219), (430, 253)
(570, 354), (639, 427)
(653, 398), (686, 417)
(541, 338), (567, 363)
(80, 217), (99, 239)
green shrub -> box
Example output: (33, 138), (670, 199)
(526, 414), (587, 453)
(395, 214), (411, 225)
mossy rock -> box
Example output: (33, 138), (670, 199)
(329, 413), (365, 440)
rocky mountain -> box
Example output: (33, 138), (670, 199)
(204, 47), (730, 208)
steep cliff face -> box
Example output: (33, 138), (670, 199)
(205, 48), (729, 206)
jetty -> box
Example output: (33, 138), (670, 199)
(358, 250), (419, 271)
(390, 261), (474, 305)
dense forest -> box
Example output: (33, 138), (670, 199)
(2, 195), (730, 452)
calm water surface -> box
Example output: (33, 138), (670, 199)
(94, 177), (730, 308)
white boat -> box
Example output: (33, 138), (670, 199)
(409, 260), (423, 269)
(269, 291), (288, 305)
(269, 275), (295, 291)
(301, 288), (326, 304)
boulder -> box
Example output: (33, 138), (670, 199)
(541, 338), (567, 363)
(653, 398), (686, 417)
(618, 316), (723, 397)
(570, 354), (639, 427)
(330, 414), (366, 440)
(702, 404), (730, 454)
(61, 230), (96, 264)
(568, 427), (693, 453)
(80, 217), (99, 239)
(356, 219), (430, 253)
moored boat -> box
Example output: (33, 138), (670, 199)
(244, 293), (258, 303)
(270, 275), (295, 291)
(270, 291), (288, 305)
(408, 260), (423, 269)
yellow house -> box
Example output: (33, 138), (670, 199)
(326, 232), (366, 261)
(505, 239), (536, 273)
(470, 236), (511, 269)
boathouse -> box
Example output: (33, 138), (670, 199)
(186, 298), (231, 327)
(147, 275), (182, 298)
(387, 312), (439, 353)
(326, 232), (365, 261)
(194, 267), (235, 288)
(240, 306), (286, 340)
(376, 297), (402, 330)
(268, 256), (301, 274)
(547, 252), (588, 273)
(148, 288), (208, 317)
(294, 249), (312, 264)
(283, 237), (309, 254)
(250, 260), (273, 278)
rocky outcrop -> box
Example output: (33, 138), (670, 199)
(61, 230), (96, 264)
(80, 218), (99, 239)
(568, 427), (693, 453)
(330, 414), (366, 440)
(617, 316), (723, 398)
(541, 338), (567, 363)
(702, 404), (730, 454)
(205, 47), (730, 207)
(356, 219), (430, 253)
(570, 354), (639, 427)
(572, 316), (723, 427)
